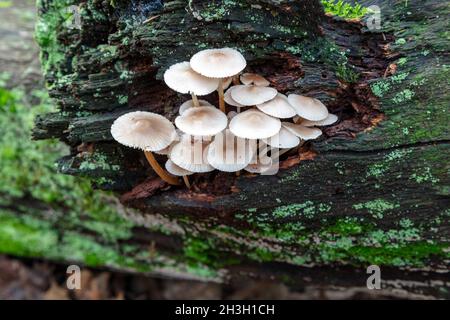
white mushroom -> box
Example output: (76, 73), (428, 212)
(224, 87), (246, 114)
(163, 62), (219, 107)
(287, 94), (329, 121)
(190, 48), (247, 112)
(206, 130), (256, 172)
(179, 99), (213, 115)
(111, 111), (180, 185)
(244, 153), (274, 174)
(165, 159), (193, 188)
(111, 111), (177, 152)
(262, 126), (300, 149)
(256, 93), (297, 119)
(300, 113), (339, 127)
(190, 48), (247, 79)
(175, 106), (228, 136)
(231, 85), (277, 106)
(240, 73), (270, 87)
(282, 122), (323, 140)
(229, 109), (281, 139)
(165, 159), (193, 176)
(169, 135), (214, 173)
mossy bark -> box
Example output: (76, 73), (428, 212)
(29, 0), (449, 298)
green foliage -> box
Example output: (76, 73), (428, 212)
(321, 0), (368, 19)
(0, 88), (133, 243)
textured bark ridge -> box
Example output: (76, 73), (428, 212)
(33, 0), (449, 297)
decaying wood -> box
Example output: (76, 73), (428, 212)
(29, 0), (450, 298)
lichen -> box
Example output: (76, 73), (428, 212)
(353, 199), (400, 219)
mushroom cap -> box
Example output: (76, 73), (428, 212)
(287, 94), (329, 121)
(227, 111), (238, 120)
(240, 73), (270, 87)
(207, 130), (256, 172)
(111, 111), (177, 152)
(163, 62), (219, 96)
(169, 136), (214, 173)
(262, 126), (300, 149)
(175, 106), (228, 136)
(282, 122), (322, 140)
(244, 154), (274, 174)
(229, 109), (281, 139)
(301, 113), (338, 127)
(224, 87), (245, 108)
(231, 85), (278, 106)
(190, 48), (247, 78)
(179, 99), (212, 115)
(154, 145), (171, 156)
(165, 159), (193, 176)
(256, 93), (297, 119)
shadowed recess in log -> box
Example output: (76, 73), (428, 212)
(33, 0), (395, 202)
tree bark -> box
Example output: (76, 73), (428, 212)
(31, 0), (449, 298)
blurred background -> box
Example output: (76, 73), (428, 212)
(0, 0), (416, 300)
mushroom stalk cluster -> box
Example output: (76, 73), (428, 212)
(110, 48), (338, 188)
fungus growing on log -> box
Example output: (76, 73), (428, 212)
(110, 111), (180, 186)
(30, 0), (449, 297)
(240, 73), (271, 87)
(109, 48), (335, 188)
(190, 48), (247, 112)
(163, 62), (219, 107)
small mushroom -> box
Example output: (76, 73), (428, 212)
(256, 93), (297, 119)
(111, 111), (180, 185)
(206, 130), (256, 172)
(229, 109), (281, 139)
(165, 159), (193, 188)
(245, 153), (273, 174)
(169, 135), (214, 173)
(240, 73), (270, 87)
(190, 48), (247, 113)
(175, 106), (228, 136)
(287, 94), (329, 121)
(224, 87), (245, 113)
(300, 113), (339, 127)
(163, 62), (219, 107)
(231, 85), (278, 106)
(227, 111), (238, 120)
(179, 99), (212, 115)
(262, 126), (300, 149)
(282, 122), (322, 140)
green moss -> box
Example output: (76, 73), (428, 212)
(35, 0), (75, 77)
(325, 218), (366, 236)
(0, 210), (146, 269)
(348, 242), (447, 266)
(321, 0), (369, 19)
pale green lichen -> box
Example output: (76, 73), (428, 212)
(353, 199), (400, 219)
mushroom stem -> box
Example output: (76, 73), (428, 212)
(294, 116), (303, 124)
(232, 75), (240, 85)
(191, 93), (200, 108)
(218, 79), (226, 113)
(182, 176), (191, 188)
(144, 151), (181, 185)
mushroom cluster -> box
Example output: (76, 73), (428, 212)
(110, 48), (337, 188)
